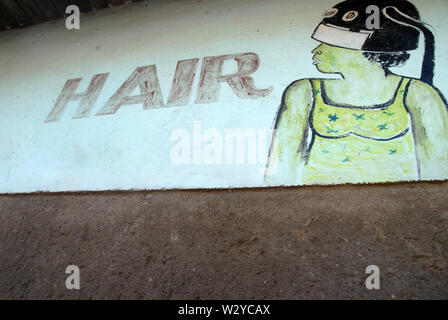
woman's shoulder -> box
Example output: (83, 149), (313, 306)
(406, 78), (438, 94)
(404, 77), (448, 112)
(279, 79), (317, 110)
(404, 77), (447, 103)
(283, 78), (315, 101)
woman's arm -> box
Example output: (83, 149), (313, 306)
(405, 79), (448, 180)
(265, 79), (313, 185)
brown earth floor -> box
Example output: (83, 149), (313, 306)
(0, 182), (447, 299)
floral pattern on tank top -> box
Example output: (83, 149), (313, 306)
(302, 78), (419, 184)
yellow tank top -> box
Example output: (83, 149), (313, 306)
(302, 78), (419, 184)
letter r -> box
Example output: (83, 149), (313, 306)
(195, 52), (273, 104)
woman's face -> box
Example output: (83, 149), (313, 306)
(312, 43), (368, 74)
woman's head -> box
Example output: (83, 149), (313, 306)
(311, 0), (435, 83)
(312, 0), (421, 52)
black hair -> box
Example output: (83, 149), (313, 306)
(362, 51), (411, 71)
(317, 0), (435, 84)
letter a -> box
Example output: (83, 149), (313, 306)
(96, 65), (165, 116)
(66, 5), (80, 30)
(366, 5), (380, 30)
(365, 265), (380, 290)
(65, 265), (80, 290)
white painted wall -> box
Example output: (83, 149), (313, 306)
(0, 0), (447, 193)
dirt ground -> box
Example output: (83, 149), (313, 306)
(0, 182), (447, 299)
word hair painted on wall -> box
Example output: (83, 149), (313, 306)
(45, 53), (273, 122)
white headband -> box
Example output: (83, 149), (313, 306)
(312, 23), (373, 50)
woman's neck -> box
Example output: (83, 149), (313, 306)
(339, 63), (389, 83)
(325, 68), (402, 106)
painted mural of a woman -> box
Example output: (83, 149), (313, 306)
(265, 0), (448, 185)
